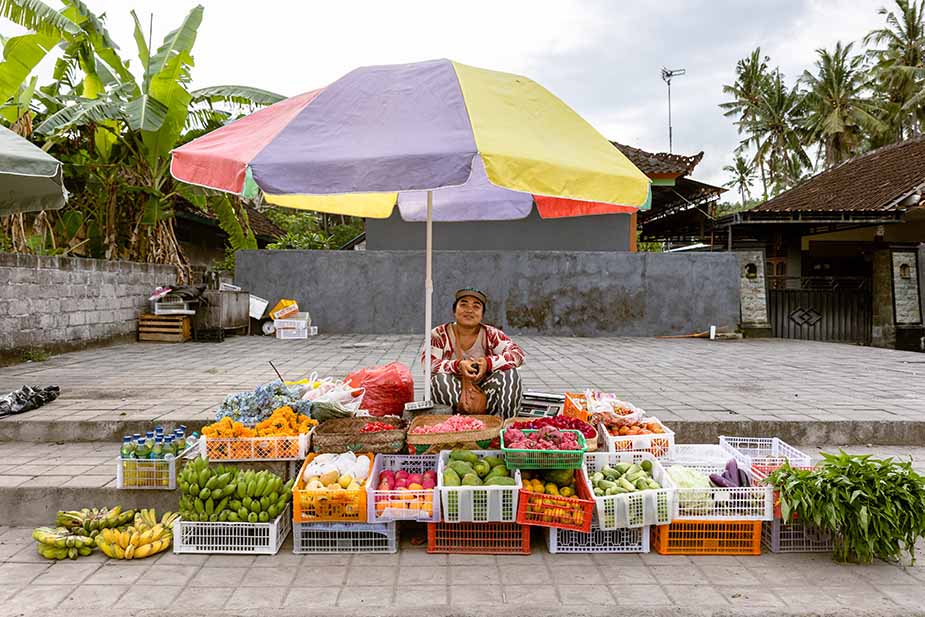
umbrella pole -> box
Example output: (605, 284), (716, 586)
(424, 190), (433, 402)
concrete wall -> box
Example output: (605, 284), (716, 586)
(236, 250), (740, 336)
(735, 250), (770, 336)
(0, 253), (178, 359)
(365, 209), (632, 251)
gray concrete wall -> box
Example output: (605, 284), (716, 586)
(365, 209), (632, 251)
(236, 250), (740, 336)
(0, 253), (178, 358)
(735, 250), (770, 333)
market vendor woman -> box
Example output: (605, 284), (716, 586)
(422, 288), (525, 419)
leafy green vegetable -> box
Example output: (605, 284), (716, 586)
(667, 465), (714, 515)
(768, 451), (925, 564)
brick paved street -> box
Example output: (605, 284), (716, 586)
(0, 524), (923, 616)
(1, 335), (923, 427)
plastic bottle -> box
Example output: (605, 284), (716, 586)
(185, 431), (199, 450)
(134, 436), (150, 459)
(145, 431), (155, 450)
(150, 437), (163, 460)
(120, 436), (136, 487)
(154, 426), (164, 440)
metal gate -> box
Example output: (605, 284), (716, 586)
(767, 277), (871, 345)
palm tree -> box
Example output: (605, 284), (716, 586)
(800, 42), (885, 167)
(749, 69), (811, 192)
(723, 155), (756, 205)
(721, 48), (772, 197)
(865, 0), (925, 143)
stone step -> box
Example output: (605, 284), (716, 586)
(3, 416), (925, 446)
(0, 441), (298, 526)
(1, 441), (922, 527)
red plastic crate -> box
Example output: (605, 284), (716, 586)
(426, 522), (531, 555)
(516, 471), (594, 532)
(652, 520), (762, 556)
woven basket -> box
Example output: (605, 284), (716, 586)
(405, 414), (502, 455)
(503, 416), (599, 452)
(312, 416), (406, 454)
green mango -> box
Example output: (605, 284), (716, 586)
(443, 468), (461, 487)
(485, 465), (509, 479)
(483, 476), (516, 486)
(448, 461), (475, 478)
(543, 469), (575, 486)
(449, 450), (479, 465)
(461, 473), (483, 486)
(474, 460), (492, 478)
(482, 456), (504, 468)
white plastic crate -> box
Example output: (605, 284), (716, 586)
(367, 454), (440, 523)
(599, 417), (675, 458)
(200, 433), (310, 462)
(763, 519), (834, 553)
(666, 462), (773, 520)
(437, 450), (522, 523)
(173, 504), (291, 554)
(249, 295), (268, 319)
(274, 312), (311, 329)
(667, 444), (748, 466)
(719, 436), (812, 476)
(276, 328), (308, 340)
(293, 522), (397, 554)
(582, 451), (675, 530)
(547, 523), (650, 554)
(115, 446), (195, 490)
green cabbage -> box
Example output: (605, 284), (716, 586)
(667, 465), (715, 515)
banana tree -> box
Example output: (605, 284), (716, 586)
(1, 1), (284, 268)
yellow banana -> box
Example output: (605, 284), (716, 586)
(112, 543), (125, 559)
(137, 529), (153, 546)
(124, 544), (135, 560)
(129, 530), (141, 546)
(133, 543), (152, 559)
(120, 529), (131, 548)
(97, 539), (114, 558)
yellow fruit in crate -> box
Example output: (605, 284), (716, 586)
(560, 486), (575, 498)
(408, 483), (423, 491)
(306, 479), (324, 490)
(306, 475), (320, 485)
(338, 474), (353, 489)
(347, 482), (361, 491)
(320, 470), (340, 486)
(327, 483), (342, 491)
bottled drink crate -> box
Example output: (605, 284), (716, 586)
(426, 522), (531, 555)
(547, 522), (650, 554)
(293, 522), (397, 554)
(652, 520), (762, 556)
(116, 446), (195, 490)
(173, 504), (291, 555)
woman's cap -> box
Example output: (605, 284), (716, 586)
(455, 288), (487, 307)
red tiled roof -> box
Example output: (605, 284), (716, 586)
(612, 142), (704, 177)
(753, 137), (925, 213)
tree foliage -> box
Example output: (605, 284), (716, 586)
(721, 0), (925, 207)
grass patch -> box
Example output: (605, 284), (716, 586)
(22, 348), (51, 363)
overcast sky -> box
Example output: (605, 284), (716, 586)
(2, 0), (891, 194)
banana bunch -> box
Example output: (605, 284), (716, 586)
(178, 458), (293, 523)
(95, 509), (179, 560)
(32, 527), (95, 560)
(225, 469), (294, 523)
(56, 506), (134, 537)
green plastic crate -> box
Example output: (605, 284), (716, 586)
(500, 429), (587, 470)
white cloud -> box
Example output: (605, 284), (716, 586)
(1, 0), (894, 195)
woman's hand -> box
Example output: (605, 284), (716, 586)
(473, 358), (488, 382)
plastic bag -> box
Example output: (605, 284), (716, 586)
(301, 378), (365, 412)
(345, 362), (414, 417)
(0, 385), (60, 417)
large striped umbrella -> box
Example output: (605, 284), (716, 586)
(171, 59), (650, 401)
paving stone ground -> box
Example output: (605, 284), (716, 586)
(0, 524), (923, 616)
(1, 334), (923, 425)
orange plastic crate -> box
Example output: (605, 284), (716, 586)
(652, 520), (761, 556)
(292, 453), (373, 523)
(515, 471), (594, 532)
(427, 522), (531, 555)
